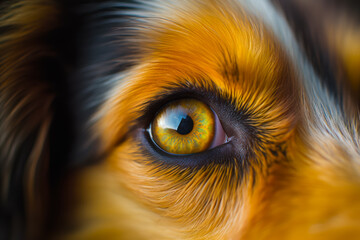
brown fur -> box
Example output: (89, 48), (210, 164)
(0, 0), (59, 238)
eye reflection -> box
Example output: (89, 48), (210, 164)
(150, 98), (227, 155)
(157, 108), (193, 135)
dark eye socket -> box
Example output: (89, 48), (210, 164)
(135, 86), (256, 169)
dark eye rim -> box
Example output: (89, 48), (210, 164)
(134, 85), (257, 169)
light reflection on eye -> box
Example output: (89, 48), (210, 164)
(149, 98), (228, 155)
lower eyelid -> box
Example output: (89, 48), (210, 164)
(138, 128), (238, 168)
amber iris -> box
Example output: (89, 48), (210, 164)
(151, 99), (215, 154)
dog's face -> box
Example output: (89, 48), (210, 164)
(1, 0), (360, 239)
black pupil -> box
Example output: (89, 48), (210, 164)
(176, 115), (194, 135)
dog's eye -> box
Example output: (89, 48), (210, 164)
(150, 98), (227, 155)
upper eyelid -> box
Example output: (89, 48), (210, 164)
(134, 81), (250, 128)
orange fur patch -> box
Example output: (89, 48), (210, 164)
(54, 1), (299, 239)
